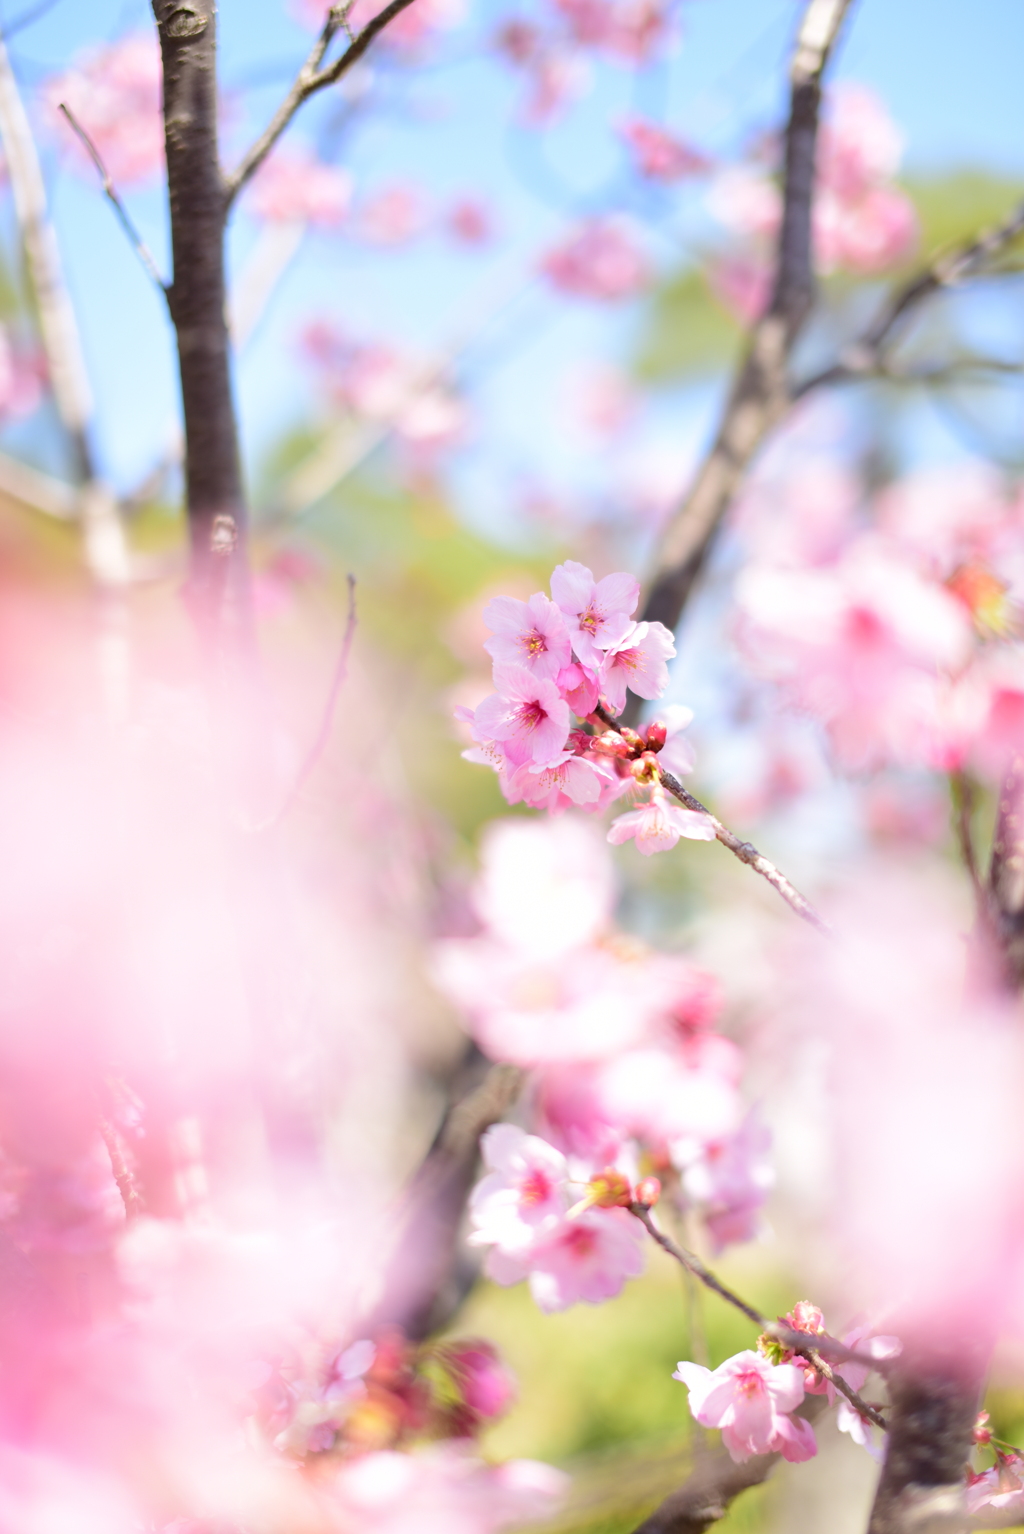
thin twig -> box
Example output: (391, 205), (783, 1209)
(659, 767), (830, 933)
(592, 705), (828, 932)
(794, 197), (1024, 399)
(259, 573), (357, 829)
(624, 0), (853, 695)
(224, 0), (418, 207)
(58, 103), (166, 296)
(630, 1203), (886, 1431)
(100, 1118), (144, 1221)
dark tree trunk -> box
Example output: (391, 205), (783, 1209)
(152, 0), (250, 650)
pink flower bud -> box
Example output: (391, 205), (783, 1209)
(974, 1410), (993, 1445)
(644, 720), (668, 750)
(618, 726), (643, 751)
(634, 1176), (661, 1208)
(629, 751), (661, 785)
(590, 730), (632, 758)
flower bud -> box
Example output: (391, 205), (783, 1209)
(634, 1176), (661, 1208)
(590, 730), (632, 759)
(974, 1410), (993, 1445)
(644, 720), (668, 750)
(629, 751), (660, 785)
(618, 726), (643, 751)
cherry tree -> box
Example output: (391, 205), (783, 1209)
(0, 2), (1021, 1533)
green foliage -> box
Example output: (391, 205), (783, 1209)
(634, 264), (744, 385)
(632, 170), (1024, 389)
(904, 170), (1024, 270)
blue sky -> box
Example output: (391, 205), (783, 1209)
(4, 0), (1023, 507)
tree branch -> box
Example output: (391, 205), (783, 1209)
(659, 767), (830, 932)
(152, 0), (252, 644)
(57, 102), (167, 295)
(630, 1400), (829, 1534)
(629, 1204), (885, 1430)
(794, 197), (1024, 399)
(224, 0), (419, 209)
(362, 1050), (525, 1341)
(623, 0), (853, 720)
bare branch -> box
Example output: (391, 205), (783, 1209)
(624, 0), (853, 704)
(659, 767), (830, 933)
(363, 1051), (525, 1340)
(795, 197), (1024, 399)
(255, 574), (358, 830)
(631, 1399), (830, 1534)
(99, 1119), (144, 1222)
(58, 103), (167, 295)
(224, 0), (419, 208)
(591, 705), (828, 930)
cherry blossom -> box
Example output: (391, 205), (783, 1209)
(482, 592), (572, 682)
(598, 619), (677, 714)
(550, 560), (640, 669)
(45, 33), (163, 185)
(674, 1352), (816, 1463)
(295, 0), (465, 50)
(493, 1207), (646, 1312)
(472, 664), (571, 766)
(827, 1326), (901, 1456)
(608, 787), (715, 855)
(356, 184), (428, 245)
(505, 751), (608, 811)
(618, 118), (710, 182)
(468, 1125), (569, 1254)
(673, 1112), (775, 1253)
(248, 146), (352, 227)
(446, 197), (494, 245)
(541, 219), (650, 302)
(966, 1458), (1024, 1517)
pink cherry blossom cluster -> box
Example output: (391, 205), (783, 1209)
(734, 462), (1024, 776)
(541, 218), (651, 302)
(966, 1414), (1024, 1518)
(44, 33), (164, 186)
(459, 561), (717, 854)
(675, 1303), (899, 1465)
(302, 321), (468, 463)
(434, 817), (774, 1308)
(294, 0), (465, 52)
(495, 0), (675, 122)
(617, 117), (710, 184)
(708, 84), (917, 321)
(247, 146), (353, 227)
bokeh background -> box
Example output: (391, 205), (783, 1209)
(2, 2), (1024, 1530)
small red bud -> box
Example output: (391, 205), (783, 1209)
(644, 720), (667, 750)
(974, 1411), (993, 1445)
(634, 1177), (661, 1208)
(618, 726), (643, 751)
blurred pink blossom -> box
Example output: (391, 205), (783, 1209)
(44, 33), (163, 185)
(356, 183), (428, 245)
(541, 219), (650, 302)
(248, 146), (352, 226)
(328, 1443), (567, 1532)
(295, 0), (465, 50)
(618, 117), (709, 182)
